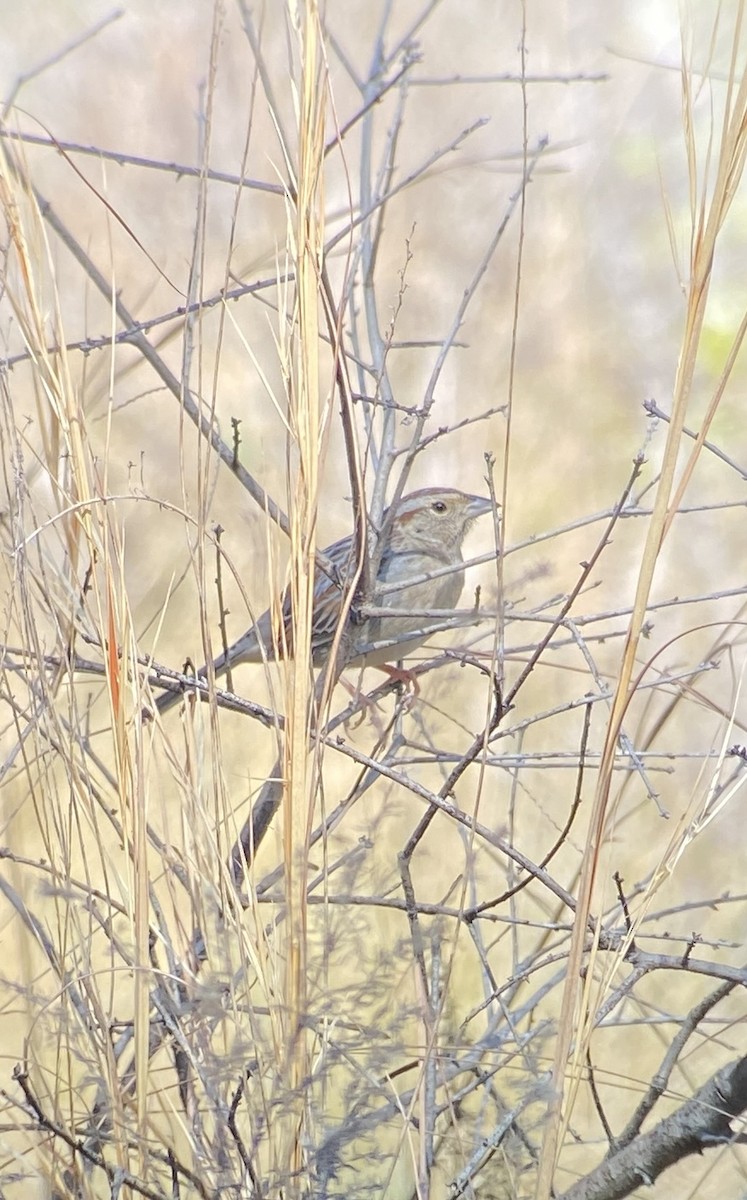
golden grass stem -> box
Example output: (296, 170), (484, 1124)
(536, 8), (747, 1194)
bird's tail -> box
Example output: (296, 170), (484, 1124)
(152, 616), (270, 716)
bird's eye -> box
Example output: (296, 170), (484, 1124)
(432, 500), (447, 514)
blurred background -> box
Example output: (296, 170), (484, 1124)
(0, 2), (746, 1197)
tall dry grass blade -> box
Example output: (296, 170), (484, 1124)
(262, 1), (330, 1191)
(536, 7), (747, 1195)
(0, 133), (155, 1182)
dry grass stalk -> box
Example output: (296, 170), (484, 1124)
(536, 6), (747, 1193)
(2, 6), (747, 1199)
(272, 0), (329, 1188)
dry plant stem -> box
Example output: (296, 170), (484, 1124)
(498, 10), (530, 706)
(0, 127), (286, 196)
(0, 735), (211, 1136)
(599, 943), (747, 988)
(508, 582), (747, 639)
(1, 9), (123, 116)
(414, 70), (609, 86)
(226, 1075), (263, 1198)
(466, 702), (592, 918)
(643, 397), (747, 479)
(152, 18), (222, 1167)
(391, 402), (507, 456)
(214, 526), (233, 690)
(355, 16), (403, 529)
(395, 464), (641, 924)
(256, 888), (546, 926)
(308, 1027), (547, 1192)
(0, 143), (331, 583)
(399, 663), (502, 864)
(1, 273), (289, 369)
(379, 135), (548, 555)
(0, 116), (292, 1177)
(450, 1090), (539, 1200)
(6, 8), (747, 1197)
(318, 261), (367, 613)
(0, 314), (182, 1174)
(3, 123), (539, 413)
(228, 707), (584, 913)
(505, 454), (644, 712)
(325, 56), (415, 155)
(585, 1049), (614, 1147)
(0, 54), (410, 182)
(11, 1066), (211, 1200)
(240, 690), (402, 895)
(545, 28), (747, 1190)
(611, 977), (738, 1153)
(556, 1055), (747, 1200)
(538, 35), (747, 1198)
(341, 5), (545, 547)
(264, 4), (328, 1187)
(534, 456), (649, 1191)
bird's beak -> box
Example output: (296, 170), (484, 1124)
(465, 495), (495, 519)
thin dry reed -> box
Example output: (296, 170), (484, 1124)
(0, 5), (746, 1200)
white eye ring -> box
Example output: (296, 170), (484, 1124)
(432, 500), (447, 514)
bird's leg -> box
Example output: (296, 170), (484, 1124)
(338, 662), (417, 732)
(376, 662), (421, 698)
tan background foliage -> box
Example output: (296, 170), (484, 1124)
(0, 3), (746, 1198)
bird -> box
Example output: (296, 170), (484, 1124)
(153, 487), (493, 714)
